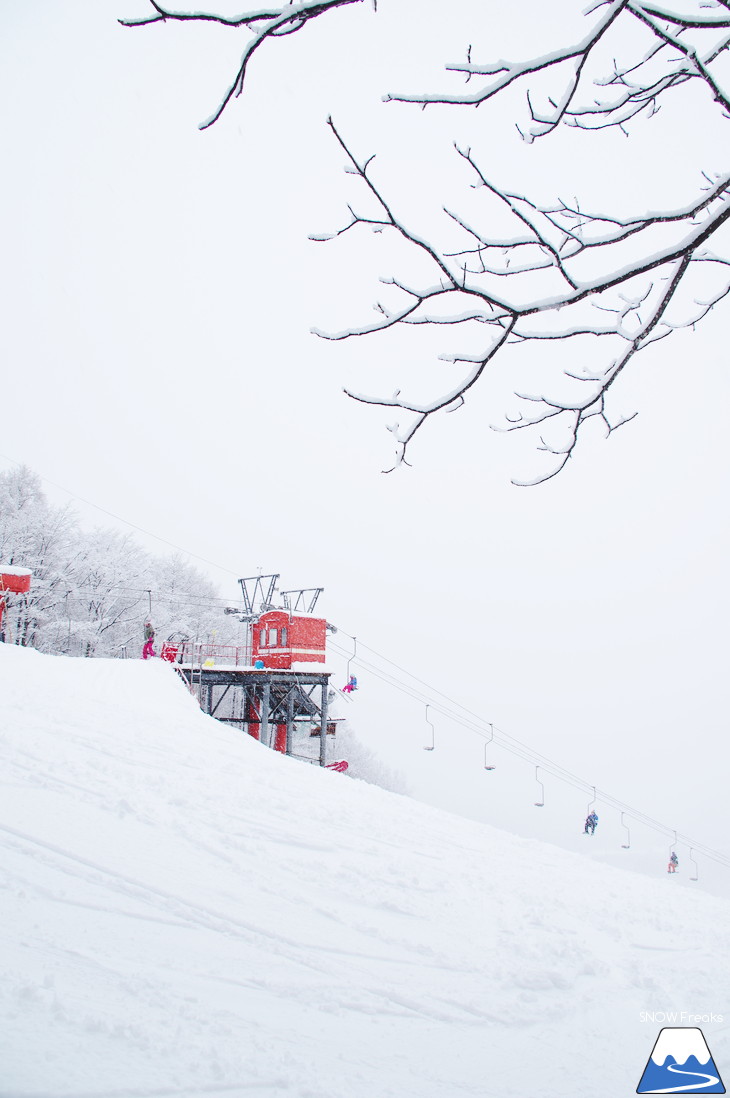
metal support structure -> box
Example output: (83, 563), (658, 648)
(261, 683), (271, 748)
(319, 680), (328, 767)
(238, 574), (279, 619)
(281, 588), (323, 614)
(177, 664), (332, 762)
(210, 683), (232, 718)
(620, 811), (631, 849)
(286, 688), (295, 756)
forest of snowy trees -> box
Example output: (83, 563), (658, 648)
(0, 466), (239, 658)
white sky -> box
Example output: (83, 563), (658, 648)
(2, 1), (729, 892)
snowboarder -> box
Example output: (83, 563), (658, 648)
(668, 851), (679, 873)
(142, 621), (156, 660)
(342, 675), (358, 694)
(584, 811), (599, 836)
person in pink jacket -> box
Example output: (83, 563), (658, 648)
(142, 621), (156, 660)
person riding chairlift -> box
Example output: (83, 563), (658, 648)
(342, 675), (358, 694)
(668, 851), (679, 873)
(584, 811), (599, 836)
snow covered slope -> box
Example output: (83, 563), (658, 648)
(1, 644), (728, 1098)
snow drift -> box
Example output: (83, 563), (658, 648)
(1, 643), (728, 1098)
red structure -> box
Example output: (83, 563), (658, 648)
(0, 567), (32, 640)
(179, 574), (346, 771)
(252, 609), (327, 670)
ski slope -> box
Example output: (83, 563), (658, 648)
(1, 643), (728, 1098)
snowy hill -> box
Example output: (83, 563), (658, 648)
(1, 644), (729, 1098)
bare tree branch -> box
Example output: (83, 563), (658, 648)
(132, 0), (730, 481)
(385, 0), (730, 140)
(120, 0), (365, 128)
(312, 115), (730, 477)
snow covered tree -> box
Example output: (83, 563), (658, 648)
(124, 0), (730, 481)
(0, 467), (78, 648)
(54, 529), (153, 658)
(141, 552), (240, 655)
(0, 466), (238, 656)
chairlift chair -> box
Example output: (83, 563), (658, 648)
(484, 723), (496, 770)
(586, 785), (596, 814)
(534, 765), (545, 807)
(424, 704), (435, 751)
(689, 847), (699, 882)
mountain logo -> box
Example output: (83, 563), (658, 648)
(637, 1027), (725, 1093)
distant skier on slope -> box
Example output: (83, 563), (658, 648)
(584, 811), (599, 836)
(668, 851), (679, 873)
(142, 620), (156, 660)
(342, 675), (358, 694)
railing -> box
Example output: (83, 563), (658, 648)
(161, 641), (253, 668)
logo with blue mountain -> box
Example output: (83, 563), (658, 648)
(637, 1027), (725, 1093)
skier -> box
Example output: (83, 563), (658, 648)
(584, 811), (599, 836)
(142, 620), (156, 660)
(668, 851), (679, 873)
(342, 675), (358, 694)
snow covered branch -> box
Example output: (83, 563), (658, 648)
(313, 113), (730, 479)
(132, 0), (730, 481)
(120, 0), (365, 128)
(386, 0), (730, 140)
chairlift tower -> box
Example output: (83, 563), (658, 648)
(177, 571), (344, 770)
(281, 588), (323, 614)
(238, 574), (279, 620)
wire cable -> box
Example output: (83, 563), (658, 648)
(328, 633), (730, 871)
(3, 457), (726, 869)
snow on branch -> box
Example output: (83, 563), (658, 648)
(120, 0), (366, 128)
(132, 0), (730, 481)
(385, 0), (730, 141)
(313, 115), (730, 479)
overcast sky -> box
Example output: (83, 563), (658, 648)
(3, 1), (729, 894)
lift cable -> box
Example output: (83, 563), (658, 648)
(327, 634), (730, 871)
(0, 458), (722, 872)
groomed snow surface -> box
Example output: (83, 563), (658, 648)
(1, 645), (729, 1098)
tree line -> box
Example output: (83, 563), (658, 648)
(0, 466), (239, 658)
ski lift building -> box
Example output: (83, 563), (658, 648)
(177, 576), (343, 769)
(252, 609), (327, 670)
